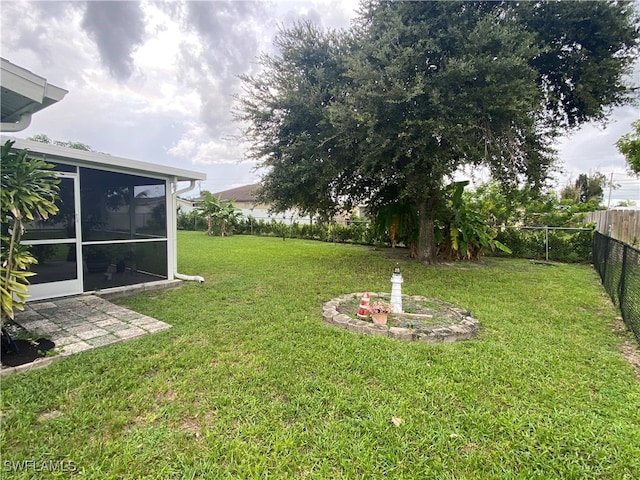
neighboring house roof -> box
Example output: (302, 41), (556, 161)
(211, 184), (260, 202)
(1, 57), (68, 132)
(1, 136), (206, 182)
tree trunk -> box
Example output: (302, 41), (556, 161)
(416, 198), (437, 265)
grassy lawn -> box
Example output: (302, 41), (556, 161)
(1, 232), (639, 479)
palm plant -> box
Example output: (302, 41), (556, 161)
(196, 192), (221, 236)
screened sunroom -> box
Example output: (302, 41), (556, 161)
(1, 137), (205, 301)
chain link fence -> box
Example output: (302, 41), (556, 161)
(494, 226), (594, 263)
(593, 231), (640, 343)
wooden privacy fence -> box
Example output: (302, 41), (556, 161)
(585, 209), (640, 247)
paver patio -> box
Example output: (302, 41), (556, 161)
(1, 295), (171, 376)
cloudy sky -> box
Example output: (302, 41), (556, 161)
(1, 0), (638, 203)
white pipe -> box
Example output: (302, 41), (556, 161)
(172, 179), (204, 283)
(174, 272), (205, 283)
(175, 179), (197, 196)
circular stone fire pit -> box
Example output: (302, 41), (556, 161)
(322, 293), (479, 343)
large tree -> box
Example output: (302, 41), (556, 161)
(238, 1), (638, 263)
(330, 1), (556, 263)
(236, 22), (354, 221)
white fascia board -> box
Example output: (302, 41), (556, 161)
(1, 58), (68, 110)
(1, 58), (47, 103)
(1, 136), (206, 182)
(43, 83), (69, 104)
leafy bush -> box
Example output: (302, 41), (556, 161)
(232, 210), (593, 264)
(177, 210), (207, 231)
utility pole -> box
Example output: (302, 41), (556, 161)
(607, 172), (614, 209)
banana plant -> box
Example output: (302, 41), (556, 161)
(435, 181), (511, 261)
(214, 200), (242, 237)
(371, 202), (419, 255)
(196, 192), (241, 236)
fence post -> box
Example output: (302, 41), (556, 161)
(594, 231), (611, 284)
(545, 226), (549, 261)
(594, 232), (606, 281)
(618, 244), (627, 313)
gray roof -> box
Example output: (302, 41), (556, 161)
(212, 184), (259, 202)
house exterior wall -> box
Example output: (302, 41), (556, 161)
(177, 197), (197, 214)
(235, 202), (313, 225)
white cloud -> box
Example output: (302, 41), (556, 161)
(167, 136), (197, 158)
(192, 139), (253, 165)
(555, 106), (639, 178)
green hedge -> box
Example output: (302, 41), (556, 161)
(183, 211), (594, 263)
(233, 217), (376, 244)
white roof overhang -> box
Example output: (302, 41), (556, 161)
(1, 136), (206, 182)
(1, 58), (68, 132)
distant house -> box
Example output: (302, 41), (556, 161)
(190, 184), (368, 226)
(176, 196), (198, 214)
(207, 184), (314, 225)
(1, 58), (206, 301)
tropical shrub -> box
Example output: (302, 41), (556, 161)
(177, 209), (207, 231)
(435, 181), (511, 261)
(0, 140), (59, 324)
(370, 203), (418, 252)
(195, 192), (241, 236)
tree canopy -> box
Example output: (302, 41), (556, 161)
(237, 0), (639, 263)
(27, 134), (94, 151)
(616, 119), (640, 174)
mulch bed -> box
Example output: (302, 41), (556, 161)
(1, 338), (56, 367)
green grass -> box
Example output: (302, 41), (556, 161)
(1, 232), (639, 479)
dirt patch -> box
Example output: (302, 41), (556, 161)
(179, 417), (202, 439)
(613, 318), (640, 381)
(38, 410), (63, 422)
(620, 340), (640, 380)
